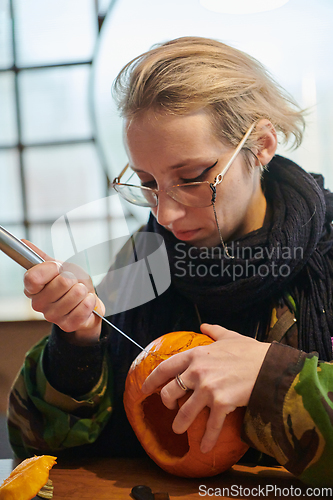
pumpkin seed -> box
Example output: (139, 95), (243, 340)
(37, 479), (54, 498)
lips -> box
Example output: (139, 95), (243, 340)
(172, 228), (200, 241)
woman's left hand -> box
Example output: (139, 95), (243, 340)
(141, 323), (270, 453)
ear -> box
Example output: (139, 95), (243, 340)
(255, 119), (278, 166)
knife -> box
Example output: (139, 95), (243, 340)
(0, 224), (148, 352)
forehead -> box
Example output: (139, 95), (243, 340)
(124, 109), (224, 164)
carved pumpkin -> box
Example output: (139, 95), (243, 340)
(124, 331), (249, 477)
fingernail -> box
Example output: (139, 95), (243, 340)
(24, 284), (34, 294)
(59, 271), (76, 281)
(200, 442), (210, 454)
(88, 292), (96, 300)
(54, 261), (63, 273)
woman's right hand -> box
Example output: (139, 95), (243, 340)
(23, 240), (104, 345)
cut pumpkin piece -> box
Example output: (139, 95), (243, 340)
(0, 455), (57, 500)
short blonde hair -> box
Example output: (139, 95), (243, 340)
(113, 36), (305, 150)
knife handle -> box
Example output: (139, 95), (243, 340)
(0, 225), (44, 270)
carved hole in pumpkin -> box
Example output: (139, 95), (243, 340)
(142, 393), (189, 457)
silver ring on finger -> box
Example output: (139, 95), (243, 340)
(175, 373), (189, 392)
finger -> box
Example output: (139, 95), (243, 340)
(160, 375), (192, 410)
(60, 261), (93, 288)
(45, 287), (96, 332)
(29, 271), (79, 309)
(39, 282), (88, 318)
(200, 408), (227, 454)
(61, 291), (97, 333)
(141, 351), (191, 394)
(93, 296), (106, 317)
(200, 323), (230, 341)
(172, 392), (206, 435)
(24, 261), (62, 295)
(22, 239), (54, 262)
(22, 240), (94, 292)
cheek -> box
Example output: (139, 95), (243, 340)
(215, 179), (254, 229)
(212, 184), (242, 223)
(217, 173), (249, 207)
(193, 207), (216, 228)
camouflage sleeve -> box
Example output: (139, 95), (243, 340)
(242, 342), (333, 487)
(7, 336), (113, 459)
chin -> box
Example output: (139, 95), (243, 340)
(190, 234), (222, 248)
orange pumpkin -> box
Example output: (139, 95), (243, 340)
(124, 331), (249, 477)
(0, 455), (56, 500)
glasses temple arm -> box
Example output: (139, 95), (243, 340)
(113, 163), (129, 184)
(213, 122), (256, 186)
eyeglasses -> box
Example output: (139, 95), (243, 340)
(111, 123), (255, 209)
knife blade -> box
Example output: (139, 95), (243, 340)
(0, 224), (148, 353)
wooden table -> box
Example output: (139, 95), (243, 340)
(0, 457), (325, 499)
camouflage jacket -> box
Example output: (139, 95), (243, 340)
(7, 301), (333, 487)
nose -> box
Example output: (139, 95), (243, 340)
(154, 192), (187, 227)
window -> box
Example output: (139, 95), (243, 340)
(0, 0), (133, 320)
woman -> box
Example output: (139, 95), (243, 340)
(8, 37), (333, 486)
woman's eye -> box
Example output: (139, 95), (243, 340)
(181, 161), (218, 183)
(141, 180), (157, 189)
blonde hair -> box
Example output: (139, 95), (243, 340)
(113, 36), (306, 150)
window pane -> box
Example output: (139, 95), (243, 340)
(0, 149), (23, 223)
(19, 65), (92, 144)
(14, 0), (97, 67)
(0, 72), (18, 146)
(0, 224), (42, 320)
(29, 223), (56, 259)
(98, 0), (113, 16)
(0, 0), (13, 69)
(24, 143), (106, 222)
(52, 219), (116, 284)
(0, 224), (26, 297)
(50, 194), (129, 273)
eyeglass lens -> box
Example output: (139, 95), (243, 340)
(113, 184), (157, 207)
(114, 182), (214, 208)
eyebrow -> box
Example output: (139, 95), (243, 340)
(130, 158), (217, 173)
